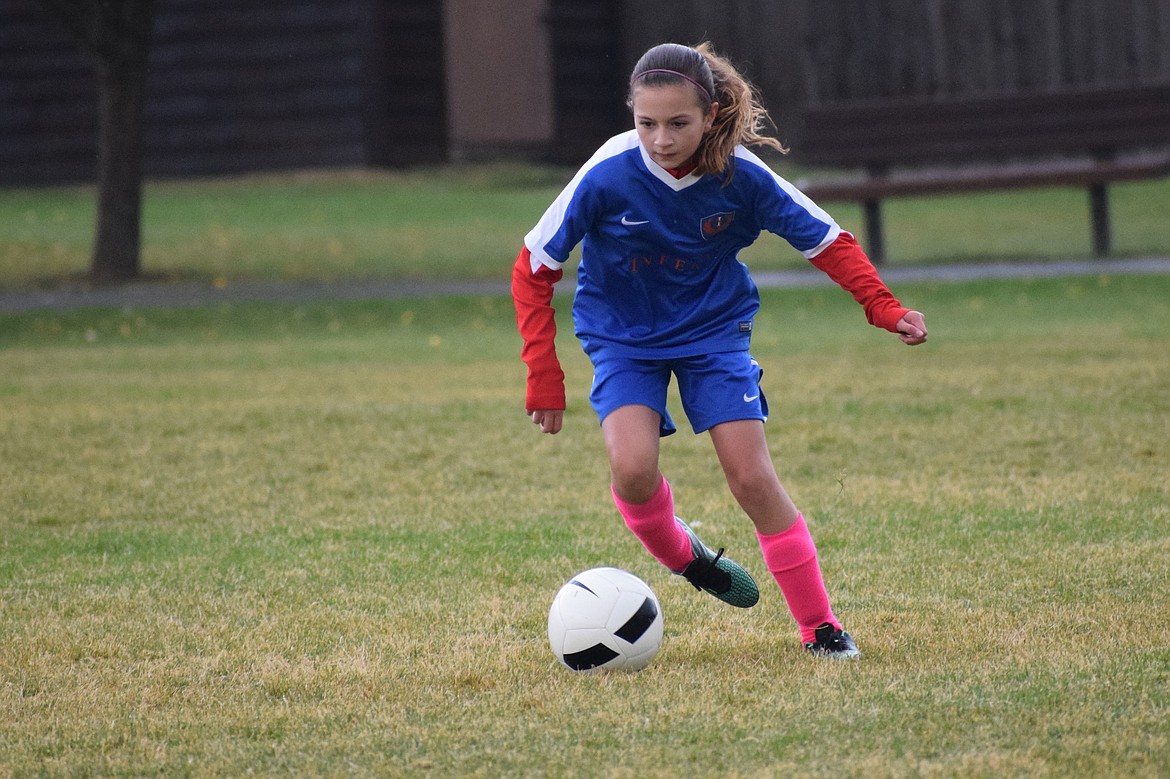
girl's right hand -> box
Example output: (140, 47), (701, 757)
(529, 409), (564, 435)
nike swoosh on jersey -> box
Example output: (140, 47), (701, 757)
(621, 216), (650, 226)
(743, 393), (760, 402)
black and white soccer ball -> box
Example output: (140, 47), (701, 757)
(547, 567), (664, 672)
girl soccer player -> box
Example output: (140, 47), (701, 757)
(512, 42), (928, 659)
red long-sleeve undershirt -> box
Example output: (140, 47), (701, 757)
(808, 231), (910, 333)
(511, 233), (909, 412)
(511, 246), (565, 411)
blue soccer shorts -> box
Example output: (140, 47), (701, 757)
(589, 350), (769, 437)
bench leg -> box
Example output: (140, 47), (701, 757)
(1089, 183), (1111, 256)
(864, 199), (885, 265)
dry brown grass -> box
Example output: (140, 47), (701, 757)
(2, 276), (1168, 776)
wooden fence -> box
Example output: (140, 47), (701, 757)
(0, 0), (448, 185)
(796, 0), (1170, 102)
(2, 0), (1168, 185)
(618, 0), (1170, 153)
(1, 2), (98, 184)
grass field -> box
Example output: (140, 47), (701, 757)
(1, 165), (1169, 289)
(2, 268), (1168, 776)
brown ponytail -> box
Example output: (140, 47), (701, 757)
(696, 42), (787, 180)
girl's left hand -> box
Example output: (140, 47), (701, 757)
(896, 311), (928, 345)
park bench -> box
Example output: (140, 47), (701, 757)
(795, 83), (1170, 264)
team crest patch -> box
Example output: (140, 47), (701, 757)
(701, 211), (735, 238)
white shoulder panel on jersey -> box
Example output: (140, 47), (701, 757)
(524, 131), (641, 272)
(734, 146), (842, 258)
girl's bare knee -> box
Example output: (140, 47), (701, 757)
(611, 466), (662, 504)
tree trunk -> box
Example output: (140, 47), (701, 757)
(90, 51), (149, 283)
(40, 0), (155, 284)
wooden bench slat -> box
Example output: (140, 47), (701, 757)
(800, 154), (1170, 201)
(800, 84), (1170, 167)
(794, 83), (1170, 263)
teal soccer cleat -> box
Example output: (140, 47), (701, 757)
(674, 518), (760, 608)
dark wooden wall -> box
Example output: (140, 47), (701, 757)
(3, 0), (1168, 185)
(146, 2), (368, 176)
(1, 2), (97, 184)
(797, 0), (1170, 103)
(364, 0), (447, 166)
(617, 0), (1170, 154)
(0, 0), (448, 185)
(545, 0), (626, 165)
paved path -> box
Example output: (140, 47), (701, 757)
(1, 257), (1168, 314)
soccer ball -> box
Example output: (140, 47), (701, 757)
(547, 567), (664, 672)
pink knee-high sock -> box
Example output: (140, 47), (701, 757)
(757, 513), (839, 643)
(611, 476), (694, 573)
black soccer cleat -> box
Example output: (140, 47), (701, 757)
(674, 518), (760, 608)
(804, 621), (861, 659)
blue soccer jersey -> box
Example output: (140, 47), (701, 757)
(523, 130), (843, 359)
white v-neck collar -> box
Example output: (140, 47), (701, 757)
(637, 143), (703, 191)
